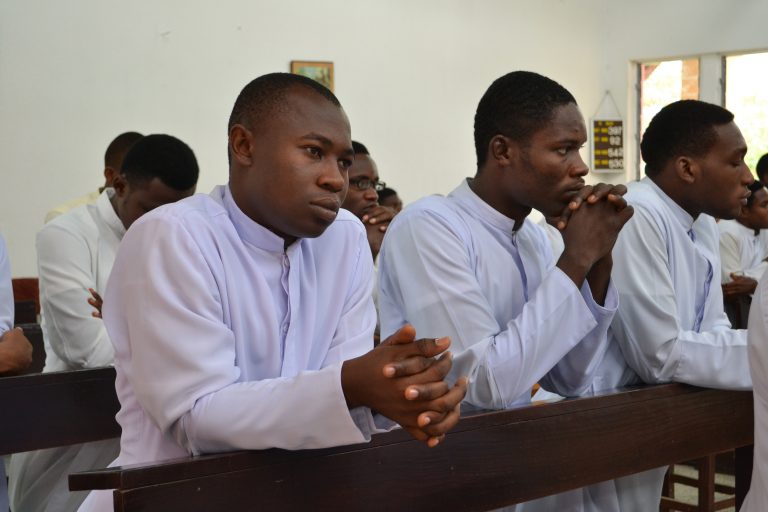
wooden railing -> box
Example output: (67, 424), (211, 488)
(0, 367), (120, 456)
(61, 383), (753, 512)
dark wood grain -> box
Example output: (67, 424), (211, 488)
(0, 367), (120, 455)
(68, 384), (753, 512)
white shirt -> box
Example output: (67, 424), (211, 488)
(45, 189), (101, 224)
(718, 218), (768, 282)
(611, 178), (750, 390)
(0, 235), (12, 512)
(741, 270), (768, 512)
(0, 235), (12, 333)
(37, 189), (124, 371)
(378, 179), (618, 410)
(10, 190), (124, 512)
(80, 185), (382, 511)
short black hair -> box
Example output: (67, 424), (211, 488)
(120, 134), (199, 191)
(352, 140), (370, 156)
(105, 132), (143, 169)
(228, 73), (341, 132)
(756, 153), (768, 182)
(474, 71), (576, 168)
(377, 187), (398, 201)
(747, 180), (766, 208)
(640, 100), (734, 176)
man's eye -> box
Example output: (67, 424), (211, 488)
(339, 159), (352, 170)
(556, 148), (568, 156)
(306, 147), (321, 158)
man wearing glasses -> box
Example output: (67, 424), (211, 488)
(342, 141), (396, 261)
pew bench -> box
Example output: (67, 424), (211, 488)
(69, 384), (754, 512)
(0, 367), (120, 456)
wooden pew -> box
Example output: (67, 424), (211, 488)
(70, 384), (754, 512)
(0, 367), (120, 456)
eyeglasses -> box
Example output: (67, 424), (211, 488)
(349, 178), (386, 192)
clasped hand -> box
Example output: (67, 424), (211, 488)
(341, 324), (467, 447)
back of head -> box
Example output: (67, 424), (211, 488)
(757, 153), (768, 183)
(352, 140), (370, 156)
(474, 71), (576, 168)
(105, 132), (143, 169)
(228, 73), (341, 133)
(377, 187), (397, 201)
(747, 180), (766, 208)
(121, 134), (199, 190)
(640, 100), (734, 176)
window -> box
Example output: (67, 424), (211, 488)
(639, 59), (700, 138)
(725, 52), (768, 172)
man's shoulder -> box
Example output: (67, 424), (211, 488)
(625, 180), (664, 210)
(38, 200), (101, 241)
(44, 190), (101, 223)
(140, 193), (225, 229)
(389, 194), (464, 232)
(717, 219), (741, 236)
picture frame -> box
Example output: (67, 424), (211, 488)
(290, 60), (334, 92)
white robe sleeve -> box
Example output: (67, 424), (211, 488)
(104, 215), (373, 455)
(36, 224), (114, 368)
(611, 207), (750, 390)
(0, 236), (13, 334)
(379, 210), (615, 409)
(719, 228), (744, 283)
(538, 279), (618, 396)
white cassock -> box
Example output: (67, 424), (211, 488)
(717, 218), (768, 282)
(9, 190), (123, 512)
(0, 235), (11, 333)
(611, 178), (749, 391)
(79, 184), (385, 512)
(379, 179), (627, 512)
(558, 177), (750, 512)
(1, 235), (14, 512)
(379, 179), (618, 410)
(742, 268), (768, 512)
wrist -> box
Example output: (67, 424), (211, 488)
(557, 250), (592, 283)
(341, 358), (364, 409)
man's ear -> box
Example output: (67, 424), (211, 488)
(229, 124), (254, 166)
(488, 135), (517, 167)
(112, 173), (129, 198)
(103, 167), (118, 188)
(674, 156), (698, 184)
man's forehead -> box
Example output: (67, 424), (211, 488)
(533, 105), (586, 142)
(349, 154), (377, 176)
(250, 87), (350, 138)
(712, 121), (746, 151)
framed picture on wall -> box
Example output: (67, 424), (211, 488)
(290, 60), (334, 91)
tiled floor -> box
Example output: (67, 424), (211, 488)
(668, 464), (736, 512)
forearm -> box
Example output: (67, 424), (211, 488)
(585, 254), (612, 306)
(43, 295), (114, 368)
(453, 269), (600, 409)
(556, 249), (591, 290)
(171, 364), (369, 454)
(539, 280), (617, 396)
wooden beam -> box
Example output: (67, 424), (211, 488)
(69, 384), (753, 512)
(0, 367), (120, 455)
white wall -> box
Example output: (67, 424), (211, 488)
(598, 0), (768, 181)
(0, 0), (605, 276)
(2, 0), (767, 276)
